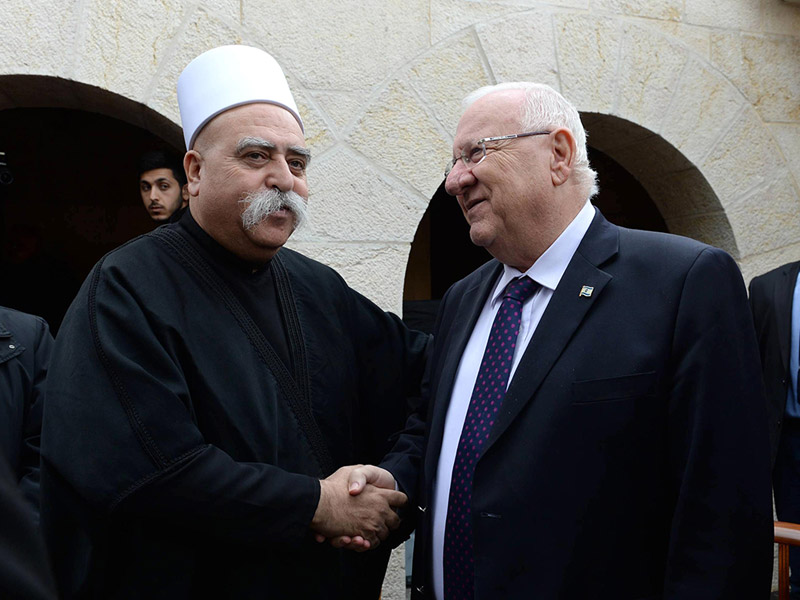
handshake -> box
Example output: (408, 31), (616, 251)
(310, 465), (407, 552)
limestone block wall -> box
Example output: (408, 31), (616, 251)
(2, 0), (800, 596)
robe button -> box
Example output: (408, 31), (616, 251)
(8, 344), (14, 349)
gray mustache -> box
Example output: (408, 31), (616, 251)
(239, 189), (308, 232)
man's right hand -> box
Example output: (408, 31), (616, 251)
(310, 465), (406, 550)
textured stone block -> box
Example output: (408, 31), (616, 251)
(74, 0), (188, 102)
(308, 90), (366, 135)
(555, 14), (623, 114)
(430, 0), (523, 45)
(647, 22), (710, 59)
(712, 31), (800, 123)
(725, 174), (800, 258)
(701, 107), (786, 207)
(769, 123), (800, 192)
(761, 0), (800, 37)
(0, 0), (80, 76)
(147, 8), (242, 129)
(739, 241), (800, 285)
(615, 23), (689, 133)
(478, 12), (559, 88)
(665, 211), (739, 258)
(302, 147), (427, 244)
(243, 0), (429, 92)
(640, 164), (723, 221)
(407, 31), (493, 140)
(685, 0), (763, 30)
(593, 0), (682, 21)
(284, 241), (411, 313)
(348, 80), (451, 198)
(659, 59), (745, 166)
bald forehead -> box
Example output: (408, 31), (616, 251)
(456, 90), (525, 142)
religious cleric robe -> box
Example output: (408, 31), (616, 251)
(40, 211), (429, 599)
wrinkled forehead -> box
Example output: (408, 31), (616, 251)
(454, 91), (525, 148)
(199, 102), (306, 150)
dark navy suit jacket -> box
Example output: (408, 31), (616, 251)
(385, 210), (773, 600)
(749, 260), (800, 465)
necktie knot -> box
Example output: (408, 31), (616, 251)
(503, 276), (538, 303)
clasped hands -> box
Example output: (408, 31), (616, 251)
(311, 464), (405, 552)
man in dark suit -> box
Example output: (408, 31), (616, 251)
(345, 82), (773, 598)
(750, 261), (800, 597)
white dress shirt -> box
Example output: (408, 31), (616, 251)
(431, 201), (595, 599)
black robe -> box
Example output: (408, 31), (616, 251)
(41, 213), (429, 599)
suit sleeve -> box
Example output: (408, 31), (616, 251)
(41, 261), (320, 548)
(663, 248), (773, 598)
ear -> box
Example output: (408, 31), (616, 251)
(184, 150), (203, 198)
(181, 184), (190, 205)
(550, 128), (576, 187)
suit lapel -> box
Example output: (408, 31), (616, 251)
(485, 212), (618, 453)
(424, 261), (502, 486)
(775, 262), (800, 374)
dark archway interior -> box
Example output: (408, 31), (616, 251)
(0, 107), (184, 333)
(402, 146), (667, 334)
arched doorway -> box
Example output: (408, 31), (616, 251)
(0, 76), (183, 332)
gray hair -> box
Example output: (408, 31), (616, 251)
(464, 82), (599, 200)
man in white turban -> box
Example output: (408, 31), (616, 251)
(40, 45), (428, 599)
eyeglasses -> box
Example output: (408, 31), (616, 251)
(444, 131), (552, 177)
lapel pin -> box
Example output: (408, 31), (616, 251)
(579, 285), (594, 298)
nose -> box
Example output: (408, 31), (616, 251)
(265, 157), (295, 193)
(445, 163), (475, 197)
(149, 187), (159, 201)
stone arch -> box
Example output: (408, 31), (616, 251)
(0, 74), (182, 146)
(346, 9), (799, 283)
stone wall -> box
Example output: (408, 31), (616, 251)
(2, 1), (799, 596)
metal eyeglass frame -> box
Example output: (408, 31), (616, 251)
(444, 130), (552, 177)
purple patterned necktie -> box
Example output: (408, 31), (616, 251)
(443, 275), (538, 599)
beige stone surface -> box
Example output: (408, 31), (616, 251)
(479, 0), (588, 7)
(760, 0), (800, 37)
(639, 167), (725, 221)
(284, 241), (411, 313)
(647, 22), (710, 59)
(0, 0), (80, 75)
(711, 31), (800, 123)
(725, 174), (800, 258)
(739, 34), (800, 123)
(769, 123), (800, 192)
(659, 59), (746, 166)
(304, 147), (428, 244)
(740, 241), (800, 284)
(430, 0), (524, 45)
(665, 211), (739, 257)
(478, 12), (559, 89)
(592, 0), (682, 21)
(382, 547), (406, 600)
(147, 8), (242, 128)
(73, 0), (187, 101)
(309, 90), (366, 135)
(348, 80), (451, 199)
(291, 86), (336, 158)
(242, 0), (429, 92)
(685, 0), (763, 30)
(615, 23), (688, 134)
(407, 32), (493, 140)
(701, 107), (787, 207)
(555, 14), (622, 114)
